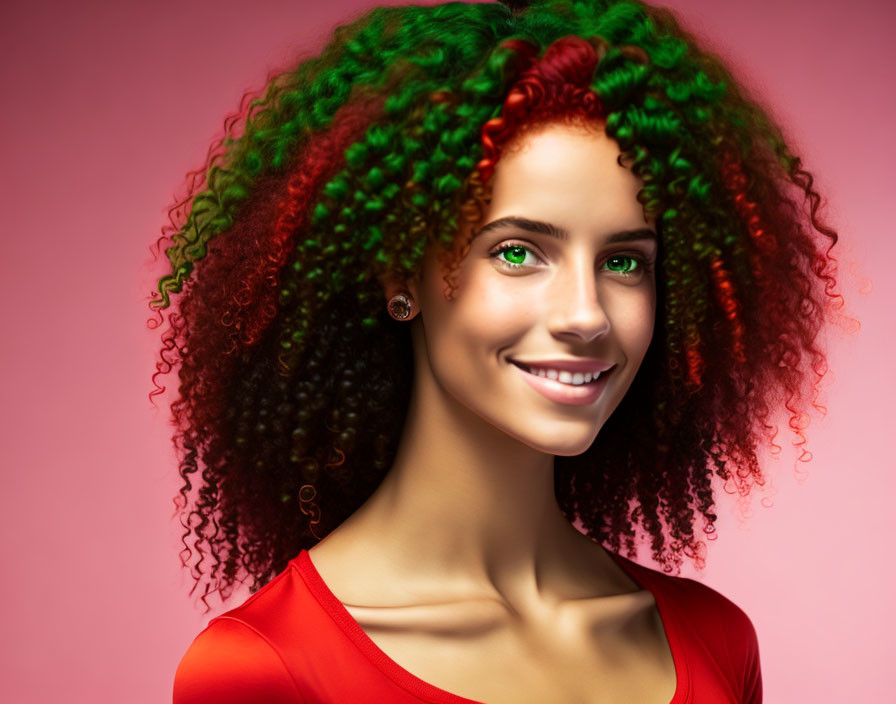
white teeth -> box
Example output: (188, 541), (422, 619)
(523, 365), (600, 385)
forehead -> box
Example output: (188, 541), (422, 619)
(486, 122), (648, 230)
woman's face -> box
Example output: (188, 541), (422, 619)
(410, 121), (658, 456)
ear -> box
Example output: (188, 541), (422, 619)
(377, 270), (422, 310)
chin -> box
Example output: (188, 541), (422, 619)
(504, 421), (602, 458)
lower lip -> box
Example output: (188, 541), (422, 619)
(512, 362), (613, 406)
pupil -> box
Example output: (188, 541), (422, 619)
(611, 256), (634, 272)
(506, 246), (525, 264)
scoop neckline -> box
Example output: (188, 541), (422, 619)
(293, 547), (689, 704)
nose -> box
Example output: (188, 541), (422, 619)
(548, 259), (611, 343)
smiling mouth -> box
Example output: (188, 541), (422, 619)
(510, 361), (609, 386)
(509, 360), (614, 406)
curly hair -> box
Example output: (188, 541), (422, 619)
(148, 0), (846, 611)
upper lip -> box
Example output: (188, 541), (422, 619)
(509, 357), (615, 374)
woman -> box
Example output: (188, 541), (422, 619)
(159, 1), (843, 701)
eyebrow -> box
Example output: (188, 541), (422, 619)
(475, 216), (658, 244)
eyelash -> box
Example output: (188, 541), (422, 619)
(488, 241), (654, 277)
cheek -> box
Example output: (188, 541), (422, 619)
(422, 271), (538, 383)
(465, 274), (539, 341)
(597, 278), (653, 340)
(616, 289), (656, 354)
(440, 270), (538, 342)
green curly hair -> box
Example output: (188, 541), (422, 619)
(148, 0), (845, 610)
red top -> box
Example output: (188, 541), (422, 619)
(173, 548), (762, 703)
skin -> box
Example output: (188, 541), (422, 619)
(308, 122), (674, 703)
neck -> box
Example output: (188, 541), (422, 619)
(324, 340), (601, 610)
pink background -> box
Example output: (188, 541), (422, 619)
(1, 0), (892, 701)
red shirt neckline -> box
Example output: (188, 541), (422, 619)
(293, 547), (689, 703)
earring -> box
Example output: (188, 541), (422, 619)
(387, 293), (414, 321)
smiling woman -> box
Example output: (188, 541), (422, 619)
(153, 1), (845, 702)
(393, 123), (658, 450)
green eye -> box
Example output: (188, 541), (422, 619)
(604, 255), (640, 275)
(489, 244), (652, 277)
(490, 243), (538, 269)
(502, 245), (528, 265)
